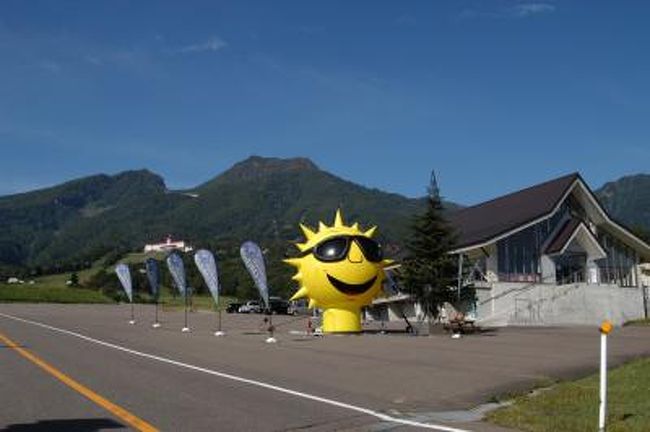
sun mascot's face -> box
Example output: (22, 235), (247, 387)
(285, 210), (392, 332)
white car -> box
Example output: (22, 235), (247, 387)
(238, 301), (262, 314)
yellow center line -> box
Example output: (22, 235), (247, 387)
(0, 330), (159, 432)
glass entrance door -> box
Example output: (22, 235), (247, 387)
(555, 253), (587, 285)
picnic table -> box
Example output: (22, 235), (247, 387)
(443, 312), (477, 334)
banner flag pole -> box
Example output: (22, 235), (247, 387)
(154, 301), (160, 328)
(145, 258), (161, 329)
(183, 289), (189, 332)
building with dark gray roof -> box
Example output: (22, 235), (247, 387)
(446, 173), (650, 326)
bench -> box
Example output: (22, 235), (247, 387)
(443, 312), (477, 334)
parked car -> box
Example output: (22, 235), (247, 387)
(238, 300), (262, 314)
(226, 302), (242, 313)
(267, 297), (290, 315)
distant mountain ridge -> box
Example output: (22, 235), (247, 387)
(595, 173), (650, 235)
(199, 156), (319, 185)
(1, 159), (647, 275)
(0, 169), (183, 268)
(0, 156), (445, 271)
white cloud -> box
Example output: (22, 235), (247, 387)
(511, 3), (556, 18)
(459, 2), (556, 20)
(84, 55), (103, 66)
(173, 36), (227, 54)
(37, 60), (61, 73)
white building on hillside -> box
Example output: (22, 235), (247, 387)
(144, 235), (193, 254)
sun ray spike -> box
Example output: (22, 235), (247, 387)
(296, 242), (311, 252)
(318, 221), (329, 231)
(299, 223), (316, 241)
(291, 272), (303, 282)
(283, 258), (303, 268)
(364, 226), (377, 237)
(290, 286), (309, 301)
(308, 298), (318, 309)
(351, 222), (360, 231)
(334, 209), (345, 227)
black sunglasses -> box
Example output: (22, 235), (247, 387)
(301, 235), (383, 263)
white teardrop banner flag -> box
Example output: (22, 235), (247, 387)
(194, 249), (220, 307)
(240, 241), (269, 309)
(115, 263), (133, 302)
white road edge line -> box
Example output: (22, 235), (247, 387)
(0, 312), (472, 432)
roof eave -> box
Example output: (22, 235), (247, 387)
(450, 178), (580, 254)
(451, 176), (650, 259)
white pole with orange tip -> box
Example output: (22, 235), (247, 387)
(599, 320), (613, 432)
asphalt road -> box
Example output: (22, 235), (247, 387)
(1, 304), (649, 432)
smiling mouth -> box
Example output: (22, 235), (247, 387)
(326, 274), (377, 296)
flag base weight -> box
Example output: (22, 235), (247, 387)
(265, 337), (277, 344)
(128, 320), (136, 325)
(214, 331), (225, 337)
(152, 323), (161, 328)
(181, 327), (191, 333)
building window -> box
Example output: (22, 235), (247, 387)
(496, 207), (572, 283)
(555, 253), (586, 284)
(497, 225), (541, 282)
(597, 232), (637, 287)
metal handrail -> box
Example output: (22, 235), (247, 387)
(477, 267), (586, 306)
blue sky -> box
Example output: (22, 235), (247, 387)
(1, 1), (648, 205)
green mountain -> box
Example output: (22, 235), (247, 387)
(177, 156), (430, 244)
(2, 161), (647, 276)
(596, 173), (650, 237)
(0, 157), (451, 280)
(0, 170), (186, 269)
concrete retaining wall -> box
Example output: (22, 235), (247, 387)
(476, 282), (645, 327)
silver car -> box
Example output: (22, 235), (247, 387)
(238, 300), (262, 314)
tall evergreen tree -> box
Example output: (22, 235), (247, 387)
(401, 171), (458, 320)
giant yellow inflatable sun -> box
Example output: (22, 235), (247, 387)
(285, 209), (392, 333)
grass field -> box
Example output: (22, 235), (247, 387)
(0, 282), (237, 309)
(119, 251), (168, 264)
(487, 358), (650, 432)
(30, 268), (98, 287)
(0, 284), (114, 303)
(0, 261), (113, 304)
(1, 252), (242, 308)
